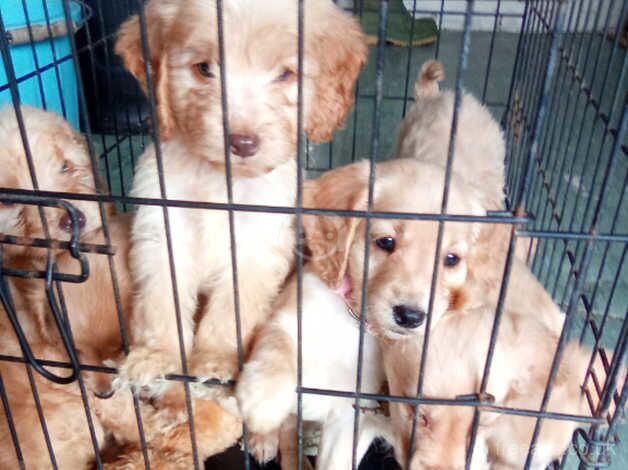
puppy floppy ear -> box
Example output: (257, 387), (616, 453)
(115, 1), (178, 139)
(468, 221), (513, 285)
(304, 7), (368, 143)
(302, 161), (369, 288)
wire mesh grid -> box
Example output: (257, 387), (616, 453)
(0, 0), (625, 469)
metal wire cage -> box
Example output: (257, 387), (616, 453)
(0, 0), (626, 469)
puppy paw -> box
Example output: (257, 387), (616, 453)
(236, 363), (295, 434)
(115, 347), (180, 397)
(189, 351), (239, 384)
(246, 430), (279, 464)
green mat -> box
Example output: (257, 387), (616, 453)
(360, 0), (438, 47)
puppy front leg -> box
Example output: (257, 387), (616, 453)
(118, 206), (199, 395)
(236, 320), (298, 444)
(190, 260), (291, 383)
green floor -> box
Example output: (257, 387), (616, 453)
(94, 31), (626, 469)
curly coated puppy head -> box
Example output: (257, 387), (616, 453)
(116, 0), (368, 176)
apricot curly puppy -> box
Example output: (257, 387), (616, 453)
(114, 0), (367, 399)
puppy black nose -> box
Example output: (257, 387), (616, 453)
(59, 209), (86, 233)
(229, 133), (259, 157)
(393, 305), (426, 329)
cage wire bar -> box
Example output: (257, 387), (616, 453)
(408, 0), (476, 463)
(0, 0), (625, 469)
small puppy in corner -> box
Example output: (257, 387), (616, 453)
(0, 105), (103, 341)
(395, 60), (506, 211)
(396, 59), (539, 263)
(114, 0), (367, 399)
(0, 106), (125, 468)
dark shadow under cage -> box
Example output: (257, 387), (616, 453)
(0, 0), (626, 469)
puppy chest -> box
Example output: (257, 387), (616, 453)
(198, 210), (294, 262)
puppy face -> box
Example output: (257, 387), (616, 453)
(350, 208), (478, 339)
(0, 106), (101, 261)
(115, 0), (367, 176)
(303, 159), (485, 339)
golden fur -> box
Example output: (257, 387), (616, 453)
(0, 108), (226, 468)
(326, 156), (589, 468)
(0, 106), (109, 345)
(301, 158), (503, 336)
(102, 387), (242, 469)
(395, 60), (539, 263)
(0, 107), (130, 468)
(114, 0), (367, 410)
(382, 307), (597, 470)
(0, 189), (239, 467)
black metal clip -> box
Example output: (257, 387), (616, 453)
(0, 196), (90, 384)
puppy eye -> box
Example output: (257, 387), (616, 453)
(274, 69), (295, 83)
(61, 160), (74, 173)
(195, 62), (214, 79)
(375, 236), (396, 254)
(444, 253), (460, 267)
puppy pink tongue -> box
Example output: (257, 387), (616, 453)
(335, 273), (353, 299)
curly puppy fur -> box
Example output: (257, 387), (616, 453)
(0, 215), (136, 469)
(395, 60), (506, 211)
(114, 0), (367, 402)
(0, 343), (106, 470)
(102, 388), (242, 469)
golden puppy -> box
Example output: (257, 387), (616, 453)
(292, 159), (569, 468)
(114, 0), (367, 399)
(395, 60), (505, 211)
(0, 106), (241, 467)
(300, 159), (516, 338)
(382, 305), (598, 470)
(395, 59), (540, 265)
